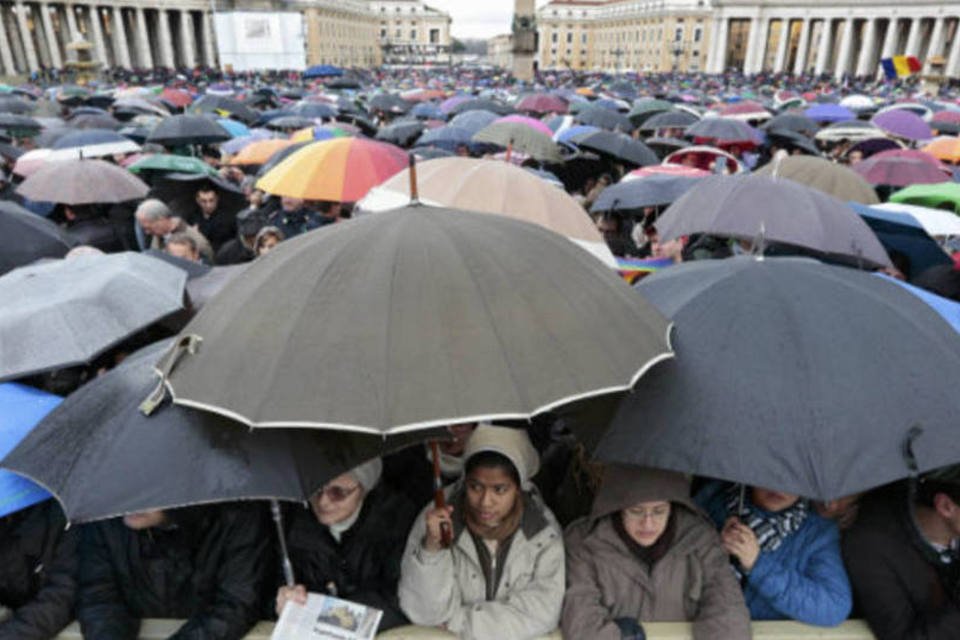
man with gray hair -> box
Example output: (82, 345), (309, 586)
(135, 198), (214, 264)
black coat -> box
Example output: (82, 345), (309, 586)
(214, 239), (255, 266)
(280, 486), (416, 631)
(66, 217), (125, 253)
(382, 445), (445, 512)
(0, 500), (77, 640)
(189, 208), (237, 254)
(842, 482), (960, 640)
(78, 504), (270, 640)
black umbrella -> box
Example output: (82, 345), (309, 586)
(655, 174), (893, 269)
(0, 97), (35, 114)
(575, 106), (634, 133)
(68, 113), (122, 130)
(0, 340), (439, 523)
(264, 115), (316, 131)
(368, 93), (410, 115)
(761, 112), (819, 136)
(0, 113), (42, 132)
(645, 137), (690, 159)
(335, 113), (378, 136)
(291, 102), (338, 120)
(0, 201), (76, 276)
(147, 115), (232, 146)
(765, 128), (822, 156)
(190, 95), (258, 124)
(376, 121), (427, 147)
(591, 174), (704, 214)
(0, 252), (186, 382)
(686, 118), (758, 144)
(595, 256), (960, 501)
(448, 99), (513, 117)
(912, 263), (960, 302)
(150, 172), (246, 220)
(639, 110), (698, 132)
(575, 130), (658, 167)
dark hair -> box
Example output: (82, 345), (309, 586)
(917, 467), (960, 507)
(465, 450), (520, 487)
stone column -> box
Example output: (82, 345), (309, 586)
(180, 10), (196, 68)
(201, 10), (216, 67)
(752, 17), (771, 73)
(814, 19), (832, 75)
(773, 19), (791, 73)
(157, 9), (174, 68)
(709, 16), (729, 73)
(39, 2), (62, 68)
(854, 18), (877, 77)
(948, 19), (960, 78)
(904, 18), (922, 57)
(64, 3), (80, 43)
(112, 5), (131, 68)
(742, 16), (761, 73)
(793, 18), (811, 75)
(87, 5), (109, 67)
(834, 18), (854, 79)
(134, 5), (152, 68)
(14, 1), (39, 72)
(0, 5), (16, 74)
(924, 16), (946, 73)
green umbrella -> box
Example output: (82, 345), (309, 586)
(143, 205), (673, 434)
(127, 153), (219, 177)
(472, 121), (563, 163)
(890, 183), (960, 213)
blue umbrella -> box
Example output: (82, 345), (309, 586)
(880, 274), (960, 334)
(850, 202), (952, 279)
(805, 103), (856, 123)
(448, 110), (499, 135)
(555, 124), (600, 145)
(292, 102), (338, 120)
(303, 64), (344, 78)
(411, 103), (446, 121)
(216, 118), (250, 138)
(414, 125), (475, 151)
(0, 383), (61, 518)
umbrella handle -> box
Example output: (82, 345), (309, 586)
(408, 152), (420, 204)
(270, 500), (296, 587)
(430, 440), (453, 548)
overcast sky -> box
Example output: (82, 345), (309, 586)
(426, 1), (551, 40)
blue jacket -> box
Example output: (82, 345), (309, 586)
(696, 482), (852, 627)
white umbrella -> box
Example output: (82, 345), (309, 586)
(874, 202), (960, 238)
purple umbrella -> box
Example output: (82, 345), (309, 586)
(440, 95), (472, 114)
(851, 154), (951, 187)
(494, 114), (554, 138)
(804, 104), (855, 123)
(871, 110), (934, 142)
(931, 110), (960, 134)
(516, 93), (567, 115)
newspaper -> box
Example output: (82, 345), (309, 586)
(271, 592), (383, 640)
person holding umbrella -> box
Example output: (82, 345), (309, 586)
(398, 424), (565, 639)
(696, 482), (852, 627)
(273, 458), (416, 631)
(77, 504), (270, 639)
(561, 465), (750, 640)
(842, 465), (960, 640)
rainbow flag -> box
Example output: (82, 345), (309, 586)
(881, 55), (922, 80)
(616, 257), (674, 284)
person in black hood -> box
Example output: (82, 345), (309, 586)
(842, 465), (960, 640)
(0, 500), (77, 640)
(78, 503), (270, 640)
(273, 457), (415, 631)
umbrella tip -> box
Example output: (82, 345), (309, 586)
(408, 152), (420, 205)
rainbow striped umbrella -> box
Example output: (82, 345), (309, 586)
(257, 138), (408, 202)
(616, 256), (674, 284)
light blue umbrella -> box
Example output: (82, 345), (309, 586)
(880, 274), (960, 334)
(216, 117), (250, 138)
(0, 383), (61, 517)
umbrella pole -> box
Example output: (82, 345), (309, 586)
(430, 440), (453, 547)
(505, 140), (513, 164)
(270, 500), (296, 587)
(408, 153), (420, 205)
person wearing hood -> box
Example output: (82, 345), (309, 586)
(273, 458), (416, 631)
(697, 481), (852, 627)
(398, 424), (565, 640)
(562, 466), (750, 640)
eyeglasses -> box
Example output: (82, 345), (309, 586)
(316, 483), (360, 503)
(624, 506), (670, 521)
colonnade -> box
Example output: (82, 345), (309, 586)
(0, 0), (217, 75)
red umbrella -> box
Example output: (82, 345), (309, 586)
(160, 87), (193, 108)
(516, 93), (568, 115)
(851, 152), (952, 187)
(717, 101), (771, 121)
(624, 164), (711, 180)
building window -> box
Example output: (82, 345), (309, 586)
(581, 33), (587, 43)
(430, 28), (439, 43)
(566, 32), (572, 43)
(675, 27), (683, 42)
(694, 27), (702, 42)
(552, 32), (558, 43)
(396, 28), (401, 38)
(410, 29), (417, 39)
(380, 28), (386, 38)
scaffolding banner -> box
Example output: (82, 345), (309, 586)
(213, 12), (305, 71)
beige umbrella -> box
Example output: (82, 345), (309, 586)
(355, 157), (617, 267)
(754, 155), (880, 205)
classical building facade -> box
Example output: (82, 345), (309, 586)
(708, 0), (960, 79)
(299, 0), (382, 68)
(537, 0), (713, 73)
(369, 0), (452, 65)
(488, 33), (515, 69)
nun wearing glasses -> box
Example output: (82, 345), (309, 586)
(561, 465), (750, 640)
(273, 457), (416, 631)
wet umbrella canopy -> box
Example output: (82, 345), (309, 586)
(147, 205), (673, 433)
(596, 257), (960, 501)
(147, 114), (232, 146)
(16, 158), (149, 205)
(0, 201), (76, 276)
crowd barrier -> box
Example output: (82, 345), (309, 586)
(56, 619), (877, 639)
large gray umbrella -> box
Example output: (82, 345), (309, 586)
(15, 158), (149, 205)
(0, 252), (186, 381)
(655, 174), (892, 269)
(1, 340), (437, 523)
(595, 256), (960, 500)
(146, 114), (231, 146)
(147, 205), (673, 434)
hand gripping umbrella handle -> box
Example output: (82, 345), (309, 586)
(430, 440), (453, 548)
(271, 500), (296, 587)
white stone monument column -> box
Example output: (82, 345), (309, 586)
(814, 19), (832, 75)
(0, 6), (17, 74)
(180, 10), (196, 68)
(112, 5), (131, 68)
(834, 18), (854, 79)
(793, 18), (810, 75)
(904, 18), (921, 57)
(742, 16), (761, 73)
(15, 1), (40, 72)
(87, 5), (109, 67)
(924, 16), (946, 73)
(855, 18), (877, 77)
(64, 4), (80, 43)
(947, 19), (960, 78)
(135, 5), (152, 68)
(201, 9), (216, 67)
(157, 8), (174, 67)
(39, 2), (62, 68)
(773, 18), (791, 73)
(710, 16), (729, 73)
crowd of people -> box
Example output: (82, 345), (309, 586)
(1, 64), (959, 640)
